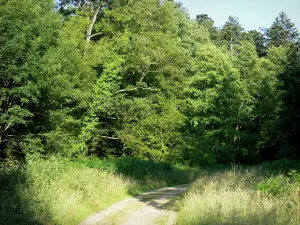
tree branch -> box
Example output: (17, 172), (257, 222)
(137, 62), (159, 83)
(90, 32), (104, 39)
(4, 123), (11, 132)
(139, 71), (147, 83)
(101, 135), (120, 140)
(116, 87), (158, 93)
(86, 4), (102, 42)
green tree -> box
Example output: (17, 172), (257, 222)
(248, 30), (267, 57)
(233, 41), (283, 162)
(184, 44), (250, 164)
(277, 43), (300, 158)
(264, 12), (299, 47)
(78, 0), (189, 160)
(28, 15), (99, 157)
(221, 16), (244, 54)
(195, 14), (221, 45)
(0, 0), (60, 157)
(196, 14), (213, 24)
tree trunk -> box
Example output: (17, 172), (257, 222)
(86, 5), (102, 43)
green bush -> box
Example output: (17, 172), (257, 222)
(257, 176), (289, 195)
(257, 160), (300, 196)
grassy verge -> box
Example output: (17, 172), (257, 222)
(176, 160), (300, 225)
(0, 156), (198, 225)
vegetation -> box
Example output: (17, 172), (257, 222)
(0, 0), (299, 164)
(0, 0), (299, 224)
(0, 157), (198, 225)
(176, 161), (300, 225)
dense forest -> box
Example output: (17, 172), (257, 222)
(1, 0), (299, 165)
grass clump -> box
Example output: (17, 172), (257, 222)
(176, 162), (300, 225)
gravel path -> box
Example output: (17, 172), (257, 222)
(79, 184), (190, 225)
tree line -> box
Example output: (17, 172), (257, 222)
(0, 0), (299, 165)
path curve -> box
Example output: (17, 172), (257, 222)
(79, 184), (190, 225)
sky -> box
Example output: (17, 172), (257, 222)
(179, 0), (300, 31)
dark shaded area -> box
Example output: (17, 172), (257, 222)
(78, 156), (197, 193)
(277, 43), (300, 159)
(0, 163), (45, 225)
(261, 159), (300, 175)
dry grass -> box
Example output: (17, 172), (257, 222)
(26, 158), (136, 225)
(1, 156), (198, 225)
(176, 166), (300, 225)
(1, 158), (136, 225)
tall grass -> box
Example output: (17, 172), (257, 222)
(1, 158), (134, 225)
(176, 163), (300, 225)
(0, 156), (198, 225)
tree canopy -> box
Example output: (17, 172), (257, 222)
(0, 0), (299, 165)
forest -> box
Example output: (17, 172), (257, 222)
(0, 0), (300, 225)
(0, 0), (299, 164)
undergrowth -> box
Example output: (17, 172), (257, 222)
(176, 160), (300, 225)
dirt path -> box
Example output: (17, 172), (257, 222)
(79, 184), (190, 225)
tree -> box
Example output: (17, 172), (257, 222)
(56, 0), (114, 43)
(28, 15), (99, 157)
(248, 30), (267, 57)
(1, 0), (297, 165)
(184, 44), (250, 164)
(233, 41), (283, 162)
(277, 43), (300, 158)
(196, 14), (213, 24)
(0, 0), (60, 157)
(221, 16), (244, 54)
(195, 14), (221, 45)
(264, 12), (299, 47)
(78, 0), (188, 159)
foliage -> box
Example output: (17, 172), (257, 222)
(184, 44), (251, 164)
(263, 12), (299, 47)
(195, 14), (221, 44)
(248, 30), (267, 57)
(0, 0), (60, 157)
(221, 16), (244, 53)
(0, 0), (299, 164)
(277, 43), (300, 158)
